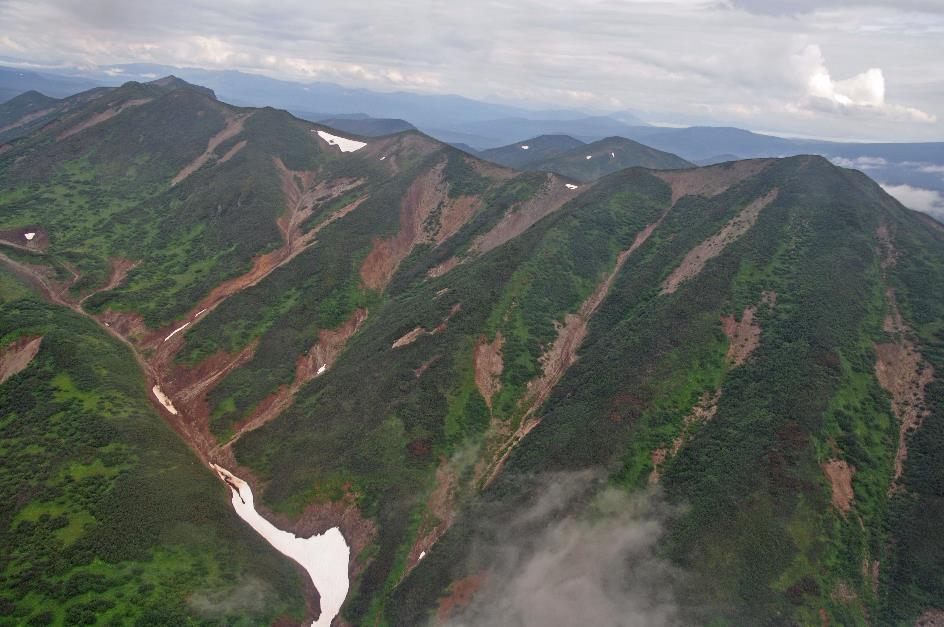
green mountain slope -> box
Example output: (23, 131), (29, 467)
(1, 78), (943, 626)
(0, 274), (307, 624)
(478, 134), (585, 169)
(481, 134), (693, 181)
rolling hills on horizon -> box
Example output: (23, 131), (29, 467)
(1, 75), (943, 626)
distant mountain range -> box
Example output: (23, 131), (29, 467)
(480, 135), (692, 180)
(0, 63), (940, 216)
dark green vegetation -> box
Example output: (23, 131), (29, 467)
(0, 276), (307, 625)
(1, 75), (943, 627)
(479, 134), (693, 181)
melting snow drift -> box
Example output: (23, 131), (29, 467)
(565, 183), (579, 190)
(163, 322), (190, 342)
(211, 465), (350, 627)
(521, 145), (529, 150)
(316, 130), (366, 153)
(152, 385), (178, 415)
(24, 232), (36, 241)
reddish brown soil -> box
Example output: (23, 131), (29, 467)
(874, 226), (934, 491)
(361, 163), (451, 290)
(403, 459), (460, 578)
(171, 111), (252, 186)
(0, 106), (58, 134)
(721, 305), (762, 366)
(482, 215), (665, 488)
(436, 573), (487, 623)
(662, 189), (778, 294)
(57, 98), (151, 140)
(79, 257), (136, 305)
(0, 226), (49, 253)
(473, 332), (504, 409)
(822, 459), (855, 514)
(427, 256), (462, 279)
(649, 390), (720, 484)
(391, 327), (426, 349)
(429, 174), (582, 278)
(0, 335), (42, 383)
(178, 160), (365, 332)
(216, 139), (246, 164)
(654, 159), (772, 206)
(391, 303), (461, 348)
(222, 308), (368, 450)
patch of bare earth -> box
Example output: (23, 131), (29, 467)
(874, 226), (934, 491)
(649, 390), (720, 484)
(662, 189), (778, 294)
(653, 159), (772, 206)
(822, 459), (855, 515)
(221, 307), (368, 451)
(167, 159), (364, 339)
(57, 98), (151, 140)
(79, 257), (136, 305)
(436, 573), (487, 624)
(0, 226), (49, 253)
(0, 335), (42, 384)
(721, 305), (762, 366)
(916, 609), (944, 626)
(481, 216), (664, 488)
(473, 332), (504, 409)
(171, 111), (252, 186)
(391, 303), (461, 348)
(402, 459), (460, 579)
(428, 174), (582, 278)
(362, 162), (483, 291)
(0, 106), (58, 134)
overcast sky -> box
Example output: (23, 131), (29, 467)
(1, 0), (942, 141)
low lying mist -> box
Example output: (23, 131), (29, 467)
(444, 471), (685, 627)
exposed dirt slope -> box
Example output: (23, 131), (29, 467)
(57, 98), (152, 140)
(662, 189), (778, 294)
(222, 308), (369, 451)
(473, 332), (504, 410)
(171, 111), (252, 186)
(482, 215), (665, 488)
(822, 459), (855, 514)
(0, 335), (42, 384)
(429, 174), (581, 278)
(653, 159), (772, 206)
(874, 226), (934, 490)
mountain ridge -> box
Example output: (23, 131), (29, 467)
(1, 75), (943, 626)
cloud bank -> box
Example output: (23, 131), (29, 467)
(444, 472), (684, 627)
(0, 0), (941, 141)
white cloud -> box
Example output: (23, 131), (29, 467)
(796, 44), (935, 122)
(881, 183), (944, 221)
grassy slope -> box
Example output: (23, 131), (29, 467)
(0, 275), (307, 625)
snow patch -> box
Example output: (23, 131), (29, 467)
(211, 465), (350, 627)
(317, 364), (327, 375)
(419, 550), (426, 560)
(586, 155), (592, 160)
(23, 232), (35, 241)
(379, 156), (386, 160)
(610, 152), (616, 158)
(195, 309), (207, 317)
(565, 183), (579, 190)
(521, 145), (529, 150)
(152, 385), (178, 415)
(163, 322), (190, 342)
(316, 130), (366, 153)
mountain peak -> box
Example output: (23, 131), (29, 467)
(147, 75), (217, 100)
